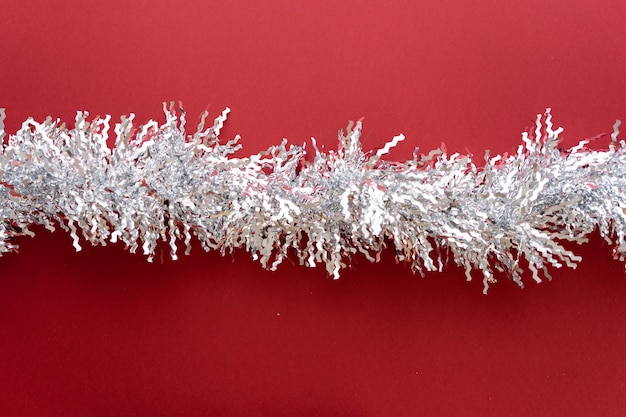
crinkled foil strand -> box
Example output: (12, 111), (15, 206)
(0, 104), (624, 293)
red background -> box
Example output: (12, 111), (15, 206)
(1, 1), (626, 416)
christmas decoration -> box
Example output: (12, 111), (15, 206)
(0, 104), (623, 293)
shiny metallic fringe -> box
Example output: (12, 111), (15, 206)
(0, 105), (623, 293)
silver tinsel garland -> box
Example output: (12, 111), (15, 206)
(0, 104), (623, 292)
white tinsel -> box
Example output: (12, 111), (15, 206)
(0, 104), (623, 293)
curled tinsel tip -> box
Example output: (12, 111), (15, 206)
(0, 104), (624, 293)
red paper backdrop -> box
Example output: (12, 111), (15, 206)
(1, 1), (626, 416)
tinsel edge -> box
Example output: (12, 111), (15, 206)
(0, 104), (624, 293)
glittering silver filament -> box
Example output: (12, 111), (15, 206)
(0, 104), (624, 293)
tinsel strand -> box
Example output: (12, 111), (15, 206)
(0, 104), (623, 293)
